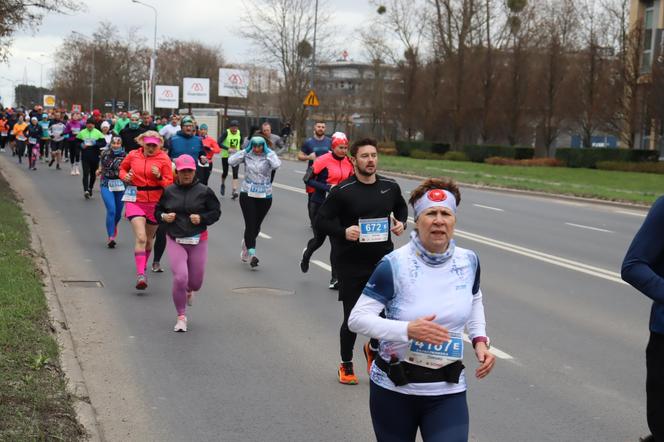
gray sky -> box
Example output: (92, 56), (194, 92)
(0, 0), (376, 107)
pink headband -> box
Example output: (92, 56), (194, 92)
(413, 189), (457, 219)
(143, 136), (161, 145)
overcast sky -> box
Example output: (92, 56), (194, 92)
(0, 0), (376, 107)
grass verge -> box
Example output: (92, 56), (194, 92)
(379, 156), (663, 205)
(0, 171), (84, 440)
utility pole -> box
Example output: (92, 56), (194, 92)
(132, 0), (158, 115)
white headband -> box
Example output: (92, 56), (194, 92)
(413, 189), (457, 219)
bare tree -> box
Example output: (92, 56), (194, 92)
(241, 0), (332, 142)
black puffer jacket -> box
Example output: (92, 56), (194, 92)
(155, 180), (221, 239)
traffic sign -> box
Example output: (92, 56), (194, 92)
(115, 101), (125, 110)
(43, 95), (56, 108)
(303, 90), (319, 107)
(104, 100), (114, 108)
(71, 104), (82, 113)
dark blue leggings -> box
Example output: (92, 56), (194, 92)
(100, 186), (124, 238)
(369, 382), (469, 442)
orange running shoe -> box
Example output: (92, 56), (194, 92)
(363, 342), (377, 375)
(338, 362), (358, 385)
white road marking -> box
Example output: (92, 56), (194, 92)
(615, 210), (646, 218)
(294, 170), (306, 174)
(473, 203), (504, 212)
(258, 232), (272, 239)
(311, 260), (332, 271)
(272, 181), (307, 194)
(462, 334), (513, 360)
(565, 222), (613, 233)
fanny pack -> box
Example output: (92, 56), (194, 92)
(137, 185), (162, 191)
(375, 356), (464, 386)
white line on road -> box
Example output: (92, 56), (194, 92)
(473, 203), (504, 212)
(258, 232), (272, 239)
(461, 334), (513, 360)
(565, 222), (613, 233)
(615, 210), (646, 218)
(311, 260), (332, 271)
(294, 170), (306, 174)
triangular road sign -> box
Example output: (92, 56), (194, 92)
(303, 90), (320, 107)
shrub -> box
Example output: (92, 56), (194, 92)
(596, 161), (664, 174)
(410, 149), (446, 160)
(442, 151), (470, 162)
(555, 148), (659, 168)
(378, 141), (397, 156)
(460, 145), (534, 162)
(395, 140), (450, 156)
(485, 156), (564, 167)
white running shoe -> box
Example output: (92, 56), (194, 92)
(240, 240), (249, 262)
(70, 168), (76, 176)
(174, 316), (187, 332)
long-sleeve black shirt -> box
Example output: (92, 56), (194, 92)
(316, 174), (409, 277)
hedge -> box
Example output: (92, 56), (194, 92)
(395, 140), (450, 156)
(555, 148), (659, 168)
(460, 145), (534, 162)
(596, 161), (664, 174)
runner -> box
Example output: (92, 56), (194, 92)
(77, 118), (105, 199)
(260, 122), (284, 183)
(158, 114), (180, 141)
(155, 154), (221, 332)
(64, 111), (85, 175)
(119, 113), (145, 152)
(113, 111), (130, 135)
(315, 137), (409, 384)
(97, 136), (127, 248)
(26, 117), (42, 170)
(348, 178), (495, 440)
(217, 120), (241, 199)
(48, 111), (66, 170)
(298, 121), (332, 225)
(12, 114), (28, 164)
(39, 113), (50, 161)
(198, 123), (221, 185)
(0, 112), (8, 152)
(300, 132), (354, 290)
(119, 131), (173, 290)
(229, 135), (281, 268)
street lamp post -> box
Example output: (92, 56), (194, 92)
(132, 0), (158, 115)
(26, 56), (46, 88)
(72, 32), (95, 112)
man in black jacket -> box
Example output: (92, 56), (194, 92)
(316, 137), (408, 384)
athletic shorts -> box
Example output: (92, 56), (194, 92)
(51, 141), (64, 151)
(125, 201), (158, 225)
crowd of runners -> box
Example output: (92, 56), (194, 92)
(0, 103), (495, 441)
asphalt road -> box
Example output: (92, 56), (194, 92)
(1, 150), (654, 442)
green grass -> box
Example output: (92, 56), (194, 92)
(379, 156), (663, 205)
(0, 173), (84, 441)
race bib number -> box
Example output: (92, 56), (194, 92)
(198, 159), (209, 168)
(1, 132), (7, 136)
(28, 137), (37, 144)
(108, 179), (125, 192)
(359, 217), (389, 243)
(176, 234), (201, 245)
(405, 333), (464, 369)
(121, 185), (137, 202)
(72, 128), (81, 134)
(84, 138), (95, 147)
(17, 135), (26, 141)
(248, 182), (268, 199)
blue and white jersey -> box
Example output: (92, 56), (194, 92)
(356, 241), (486, 396)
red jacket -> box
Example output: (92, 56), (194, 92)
(307, 151), (354, 204)
(119, 148), (174, 203)
(201, 136), (221, 161)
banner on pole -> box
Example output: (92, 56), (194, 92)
(218, 69), (249, 98)
(43, 95), (56, 108)
(183, 78), (210, 104)
(155, 85), (180, 108)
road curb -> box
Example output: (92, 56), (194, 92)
(0, 159), (103, 441)
(281, 158), (650, 210)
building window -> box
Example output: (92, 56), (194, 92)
(642, 2), (656, 72)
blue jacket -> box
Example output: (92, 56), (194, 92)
(622, 196), (664, 334)
(168, 131), (204, 160)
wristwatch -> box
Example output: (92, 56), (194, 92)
(472, 336), (491, 349)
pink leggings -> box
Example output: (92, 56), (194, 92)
(166, 236), (208, 316)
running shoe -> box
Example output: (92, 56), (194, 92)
(338, 362), (358, 385)
(135, 274), (147, 290)
(151, 262), (164, 273)
(56, 164), (60, 170)
(240, 240), (249, 262)
(300, 248), (310, 273)
(173, 315), (187, 332)
(107, 238), (116, 249)
(84, 190), (91, 199)
(0, 148), (4, 152)
(250, 256), (259, 268)
(220, 183), (226, 196)
(329, 278), (339, 290)
(187, 290), (194, 307)
(48, 158), (54, 167)
(70, 168), (76, 176)
(231, 191), (239, 201)
(363, 342), (377, 375)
